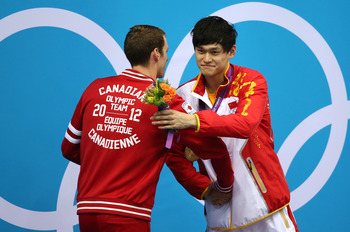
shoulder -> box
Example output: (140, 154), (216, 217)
(178, 76), (198, 88)
(177, 76), (198, 93)
(88, 75), (117, 86)
(83, 76), (114, 91)
(232, 64), (267, 85)
(233, 64), (263, 77)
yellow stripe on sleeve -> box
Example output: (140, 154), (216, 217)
(194, 113), (200, 132)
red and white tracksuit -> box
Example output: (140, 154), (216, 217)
(61, 69), (233, 223)
(176, 63), (299, 231)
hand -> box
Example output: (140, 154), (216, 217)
(204, 182), (232, 206)
(150, 109), (197, 130)
(185, 147), (200, 162)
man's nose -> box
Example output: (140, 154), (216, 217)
(203, 53), (212, 62)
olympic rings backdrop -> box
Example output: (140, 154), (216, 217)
(1, 0), (349, 231)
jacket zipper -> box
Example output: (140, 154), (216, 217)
(247, 157), (267, 193)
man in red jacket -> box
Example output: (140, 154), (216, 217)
(61, 24), (233, 232)
(151, 16), (299, 232)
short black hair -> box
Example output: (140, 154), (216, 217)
(124, 25), (165, 67)
(191, 16), (238, 53)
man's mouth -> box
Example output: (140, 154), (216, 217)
(201, 64), (214, 68)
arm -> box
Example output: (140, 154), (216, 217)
(196, 76), (268, 138)
(61, 126), (81, 165)
(166, 139), (232, 204)
(152, 73), (268, 138)
(165, 95), (234, 192)
(61, 98), (84, 165)
(178, 128), (233, 192)
(165, 141), (210, 200)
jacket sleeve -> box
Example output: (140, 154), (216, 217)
(61, 98), (84, 165)
(196, 73), (269, 138)
(169, 95), (234, 192)
(165, 140), (210, 200)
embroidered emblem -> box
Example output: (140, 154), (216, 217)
(182, 101), (196, 114)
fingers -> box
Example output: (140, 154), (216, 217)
(151, 110), (181, 129)
(153, 110), (173, 115)
(151, 120), (169, 126)
(150, 110), (196, 130)
(150, 110), (173, 124)
(157, 124), (175, 130)
(211, 192), (232, 205)
(151, 111), (170, 125)
(205, 182), (232, 206)
(152, 109), (174, 118)
(203, 182), (216, 200)
(150, 117), (174, 128)
(151, 120), (173, 129)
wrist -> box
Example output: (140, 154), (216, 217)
(188, 114), (198, 129)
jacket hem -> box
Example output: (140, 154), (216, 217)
(77, 200), (152, 221)
(209, 203), (290, 230)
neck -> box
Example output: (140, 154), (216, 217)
(133, 65), (157, 81)
(205, 75), (225, 94)
(204, 63), (231, 93)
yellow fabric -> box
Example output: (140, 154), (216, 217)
(194, 114), (200, 132)
(206, 63), (231, 105)
(207, 91), (217, 105)
(201, 186), (209, 200)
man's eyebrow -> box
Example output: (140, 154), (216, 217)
(196, 46), (221, 50)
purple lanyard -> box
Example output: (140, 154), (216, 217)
(202, 65), (234, 112)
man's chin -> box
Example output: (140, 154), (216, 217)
(156, 73), (165, 79)
(200, 69), (214, 76)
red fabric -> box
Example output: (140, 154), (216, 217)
(62, 70), (166, 220)
(61, 69), (231, 221)
(165, 142), (211, 199)
(194, 64), (290, 212)
(195, 67), (269, 139)
(169, 95), (233, 190)
(287, 205), (299, 232)
(79, 213), (150, 232)
(176, 64), (293, 227)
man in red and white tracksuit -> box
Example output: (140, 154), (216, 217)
(175, 63), (298, 231)
(61, 25), (233, 232)
(151, 16), (299, 232)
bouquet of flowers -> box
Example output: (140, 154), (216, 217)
(142, 78), (177, 109)
(142, 78), (177, 148)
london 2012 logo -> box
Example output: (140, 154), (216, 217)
(0, 2), (349, 231)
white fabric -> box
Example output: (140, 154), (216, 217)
(206, 207), (296, 232)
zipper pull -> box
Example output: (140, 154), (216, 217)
(247, 159), (253, 171)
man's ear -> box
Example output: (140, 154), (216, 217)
(152, 47), (160, 62)
(229, 45), (236, 58)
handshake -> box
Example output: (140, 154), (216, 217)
(203, 182), (232, 206)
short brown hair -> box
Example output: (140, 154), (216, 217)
(124, 25), (165, 67)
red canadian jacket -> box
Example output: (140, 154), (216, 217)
(61, 69), (233, 221)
